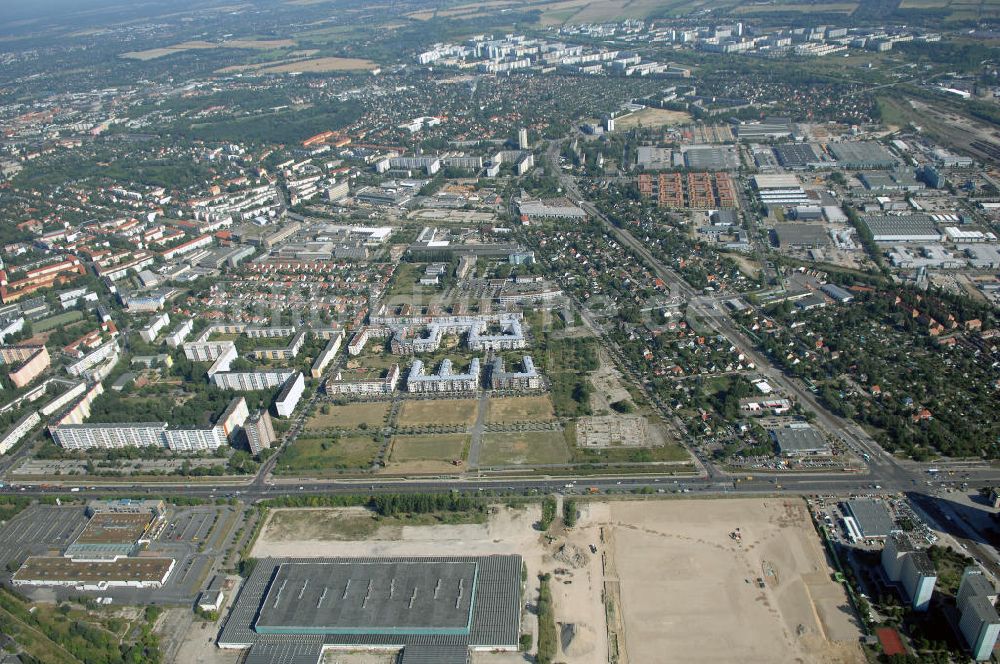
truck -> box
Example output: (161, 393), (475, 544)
(588, 487), (600, 494)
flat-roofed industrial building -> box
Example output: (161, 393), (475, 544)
(219, 555), (522, 664)
(844, 498), (896, 539)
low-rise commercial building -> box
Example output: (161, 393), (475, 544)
(13, 557), (175, 590)
(769, 425), (831, 457)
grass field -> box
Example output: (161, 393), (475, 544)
(389, 434), (469, 462)
(33, 310), (83, 332)
(616, 107), (692, 129)
(486, 395), (556, 424)
(480, 430), (571, 466)
(274, 434), (380, 474)
(305, 402), (390, 430)
(397, 399), (479, 428)
(259, 57), (377, 73)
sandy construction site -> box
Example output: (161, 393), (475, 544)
(249, 498), (863, 664)
(604, 499), (864, 664)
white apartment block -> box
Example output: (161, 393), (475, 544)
(166, 319), (194, 347)
(66, 341), (118, 377)
(0, 410), (40, 454)
(248, 330), (306, 360)
(324, 364), (400, 396)
(310, 332), (343, 378)
(274, 372), (305, 418)
(183, 341), (236, 362)
(407, 358), (480, 393)
(139, 313), (170, 343)
(211, 370), (295, 391)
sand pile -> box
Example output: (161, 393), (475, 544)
(561, 622), (597, 657)
(554, 543), (588, 568)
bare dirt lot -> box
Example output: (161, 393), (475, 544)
(305, 402), (390, 431)
(486, 395), (556, 424)
(615, 107), (692, 130)
(397, 398), (479, 427)
(606, 499), (864, 664)
(122, 39), (296, 60)
(245, 498), (862, 664)
(259, 56), (378, 73)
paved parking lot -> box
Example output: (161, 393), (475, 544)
(158, 508), (218, 545)
(1, 503), (235, 607)
(0, 505), (87, 568)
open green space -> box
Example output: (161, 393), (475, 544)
(305, 402), (390, 430)
(389, 434), (469, 462)
(540, 336), (600, 418)
(486, 395), (557, 424)
(572, 443), (691, 464)
(480, 430), (571, 466)
(274, 434), (380, 474)
(397, 399), (479, 428)
(0, 587), (161, 664)
(34, 310), (83, 332)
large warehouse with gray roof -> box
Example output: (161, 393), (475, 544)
(219, 555), (522, 664)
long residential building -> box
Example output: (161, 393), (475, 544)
(49, 396), (247, 451)
(166, 319), (194, 347)
(183, 340), (236, 362)
(0, 410), (41, 455)
(248, 330), (306, 360)
(139, 313), (170, 343)
(407, 358), (480, 393)
(0, 345), (49, 387)
(211, 370), (296, 391)
(274, 372), (305, 417)
(388, 315), (527, 355)
(324, 364), (400, 396)
(66, 341), (117, 377)
(488, 356), (541, 390)
(310, 332), (343, 378)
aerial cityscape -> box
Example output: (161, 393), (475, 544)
(1, 0), (1000, 662)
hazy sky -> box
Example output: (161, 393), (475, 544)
(1, 0), (194, 24)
